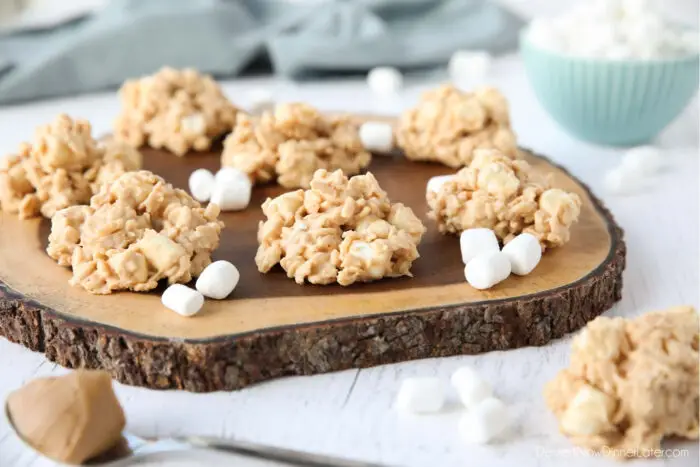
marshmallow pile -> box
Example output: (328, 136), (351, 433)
(161, 260), (241, 317)
(604, 146), (665, 195)
(461, 228), (542, 290)
(527, 0), (699, 59)
(189, 167), (252, 211)
(170, 166), (249, 316)
(395, 366), (512, 444)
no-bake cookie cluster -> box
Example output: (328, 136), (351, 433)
(221, 103), (371, 189)
(256, 169), (426, 285)
(47, 170), (223, 295)
(428, 149), (581, 250)
(396, 85), (517, 168)
(0, 114), (142, 219)
(114, 67), (238, 156)
(545, 306), (699, 458)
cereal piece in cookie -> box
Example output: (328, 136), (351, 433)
(221, 103), (371, 189)
(0, 115), (142, 220)
(544, 306), (699, 458)
(47, 170), (224, 295)
(427, 149), (581, 250)
(396, 85), (517, 168)
(256, 169), (425, 285)
(89, 139), (143, 191)
(114, 67), (239, 156)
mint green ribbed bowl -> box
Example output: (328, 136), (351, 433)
(520, 33), (699, 146)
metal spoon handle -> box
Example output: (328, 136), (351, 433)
(179, 436), (388, 467)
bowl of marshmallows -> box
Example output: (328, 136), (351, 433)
(520, 0), (699, 145)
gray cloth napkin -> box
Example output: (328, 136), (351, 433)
(0, 0), (524, 104)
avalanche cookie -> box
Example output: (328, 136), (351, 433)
(0, 114), (141, 219)
(396, 85), (517, 168)
(221, 103), (371, 189)
(114, 67), (239, 156)
(256, 169), (426, 285)
(427, 149), (581, 250)
(47, 170), (224, 295)
(544, 306), (699, 458)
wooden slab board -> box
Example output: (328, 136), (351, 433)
(0, 125), (625, 392)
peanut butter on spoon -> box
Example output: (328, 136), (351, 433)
(6, 370), (126, 465)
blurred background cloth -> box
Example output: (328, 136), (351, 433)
(0, 0), (525, 104)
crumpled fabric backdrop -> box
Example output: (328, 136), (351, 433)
(0, 0), (524, 105)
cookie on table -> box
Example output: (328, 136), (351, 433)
(47, 170), (224, 295)
(0, 114), (142, 219)
(221, 103), (371, 189)
(544, 306), (698, 459)
(396, 85), (517, 168)
(114, 67), (239, 156)
(427, 149), (581, 250)
(256, 168), (425, 285)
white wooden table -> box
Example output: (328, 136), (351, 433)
(0, 55), (698, 467)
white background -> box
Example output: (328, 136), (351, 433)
(0, 1), (699, 467)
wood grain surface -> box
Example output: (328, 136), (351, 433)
(0, 139), (625, 391)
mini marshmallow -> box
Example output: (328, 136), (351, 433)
(527, 19), (562, 52)
(215, 167), (250, 186)
(448, 50), (493, 87)
(604, 166), (647, 195)
(605, 44), (634, 60)
(350, 241), (375, 261)
(451, 366), (493, 409)
(210, 179), (252, 211)
(679, 30), (700, 53)
(501, 233), (542, 276)
(367, 67), (403, 97)
(196, 260), (240, 300)
(622, 0), (650, 16)
(350, 242), (385, 279)
(621, 146), (664, 176)
(464, 251), (511, 290)
(560, 386), (615, 436)
(162, 284), (204, 317)
(458, 397), (511, 444)
(180, 113), (206, 135)
(359, 122), (394, 153)
(395, 377), (445, 414)
(248, 88), (274, 115)
(460, 228), (500, 265)
(188, 168), (215, 203)
(426, 175), (454, 195)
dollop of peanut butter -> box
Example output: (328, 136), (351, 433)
(7, 370), (126, 465)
